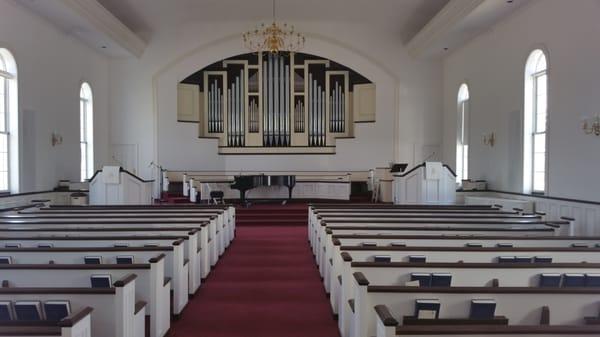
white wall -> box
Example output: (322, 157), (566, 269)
(108, 21), (443, 180)
(0, 0), (110, 193)
(442, 0), (600, 202)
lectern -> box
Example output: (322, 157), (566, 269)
(393, 162), (456, 204)
(89, 166), (154, 205)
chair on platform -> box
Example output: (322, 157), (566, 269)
(210, 191), (224, 204)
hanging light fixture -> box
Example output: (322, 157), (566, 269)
(243, 0), (305, 54)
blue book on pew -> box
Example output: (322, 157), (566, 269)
(84, 256), (102, 265)
(361, 242), (377, 247)
(469, 299), (496, 319)
(497, 256), (516, 263)
(374, 255), (391, 263)
(5, 243), (20, 248)
(431, 273), (452, 287)
(585, 274), (600, 287)
(0, 301), (13, 321)
(114, 243), (129, 248)
(466, 243), (483, 248)
(90, 275), (112, 288)
(414, 299), (440, 319)
(514, 256), (532, 263)
(496, 243), (514, 248)
(37, 243), (53, 248)
(411, 273), (432, 287)
(0, 256), (12, 264)
(390, 242), (406, 247)
(563, 273), (586, 287)
(571, 243), (589, 248)
(539, 273), (561, 287)
(116, 255), (134, 264)
(43, 301), (70, 322)
(144, 243), (159, 247)
(14, 301), (42, 321)
(533, 256), (553, 263)
(409, 255), (426, 263)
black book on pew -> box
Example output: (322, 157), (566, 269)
(466, 243), (483, 248)
(571, 243), (589, 248)
(496, 243), (514, 248)
(411, 273), (432, 287)
(409, 255), (426, 263)
(90, 274), (112, 288)
(43, 301), (70, 322)
(0, 301), (13, 321)
(514, 256), (532, 263)
(84, 256), (102, 265)
(116, 255), (134, 264)
(390, 242), (406, 247)
(539, 273), (562, 287)
(414, 299), (440, 319)
(431, 273), (452, 287)
(497, 256), (516, 263)
(0, 256), (12, 264)
(5, 243), (20, 248)
(374, 255), (391, 263)
(361, 242), (377, 247)
(533, 256), (553, 263)
(563, 273), (586, 287)
(14, 301), (42, 321)
(469, 299), (496, 319)
(585, 274), (600, 287)
(37, 243), (53, 248)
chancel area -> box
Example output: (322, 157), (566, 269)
(1, 0), (600, 337)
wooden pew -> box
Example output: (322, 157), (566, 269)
(0, 274), (144, 337)
(1, 255), (170, 337)
(0, 244), (188, 317)
(0, 307), (93, 337)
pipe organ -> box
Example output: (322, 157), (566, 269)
(177, 52), (375, 154)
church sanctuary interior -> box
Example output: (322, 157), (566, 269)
(2, 0), (600, 336)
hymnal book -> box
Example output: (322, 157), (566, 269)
(361, 242), (377, 247)
(563, 273), (586, 287)
(405, 280), (420, 287)
(114, 243), (129, 248)
(0, 301), (13, 321)
(411, 273), (432, 287)
(417, 310), (437, 319)
(466, 243), (483, 248)
(496, 243), (514, 248)
(533, 256), (553, 263)
(585, 274), (600, 287)
(469, 299), (496, 319)
(14, 301), (42, 321)
(116, 255), (134, 264)
(37, 243), (53, 248)
(497, 256), (516, 263)
(409, 255), (426, 263)
(539, 273), (561, 287)
(414, 299), (440, 319)
(43, 301), (70, 322)
(5, 243), (20, 248)
(144, 243), (159, 247)
(90, 274), (112, 288)
(84, 256), (102, 265)
(374, 255), (391, 263)
(571, 243), (589, 248)
(431, 273), (452, 287)
(0, 256), (12, 264)
(390, 242), (406, 247)
(514, 256), (532, 263)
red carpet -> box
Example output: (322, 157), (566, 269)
(168, 225), (340, 337)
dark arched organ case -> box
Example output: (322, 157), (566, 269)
(177, 52), (375, 154)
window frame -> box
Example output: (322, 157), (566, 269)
(79, 82), (93, 182)
(456, 83), (470, 185)
(0, 52), (15, 193)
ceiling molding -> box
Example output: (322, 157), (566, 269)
(60, 0), (146, 58)
(407, 0), (485, 58)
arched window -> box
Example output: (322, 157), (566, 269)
(523, 49), (548, 194)
(456, 83), (470, 184)
(0, 48), (18, 193)
(80, 82), (94, 181)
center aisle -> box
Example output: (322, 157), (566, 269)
(168, 224), (341, 337)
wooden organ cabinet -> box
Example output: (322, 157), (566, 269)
(177, 52), (375, 154)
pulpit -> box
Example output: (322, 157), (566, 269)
(393, 162), (456, 204)
(89, 166), (154, 205)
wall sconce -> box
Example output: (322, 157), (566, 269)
(582, 114), (600, 136)
(51, 132), (63, 146)
(483, 132), (495, 147)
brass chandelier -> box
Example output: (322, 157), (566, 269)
(243, 0), (305, 54)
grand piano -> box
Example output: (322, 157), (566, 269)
(230, 174), (296, 205)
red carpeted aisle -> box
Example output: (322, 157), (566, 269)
(168, 223), (340, 337)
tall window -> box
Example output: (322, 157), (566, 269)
(456, 83), (470, 184)
(524, 49), (548, 193)
(0, 49), (18, 193)
(80, 83), (94, 181)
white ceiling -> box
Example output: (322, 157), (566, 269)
(96, 0), (450, 42)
